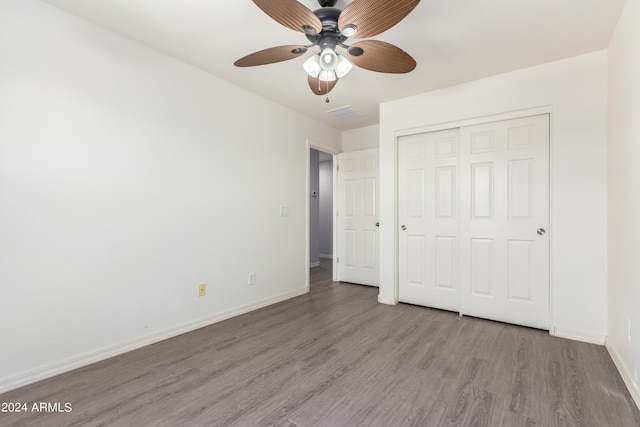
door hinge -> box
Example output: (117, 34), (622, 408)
(337, 257), (339, 263)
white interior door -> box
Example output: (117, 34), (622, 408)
(397, 114), (550, 329)
(398, 129), (460, 310)
(337, 149), (379, 286)
(459, 114), (550, 329)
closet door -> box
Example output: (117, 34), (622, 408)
(397, 114), (550, 330)
(459, 114), (550, 329)
(398, 129), (459, 311)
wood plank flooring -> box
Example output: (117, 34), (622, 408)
(2, 259), (639, 426)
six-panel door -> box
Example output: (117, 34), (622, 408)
(398, 129), (460, 311)
(398, 115), (550, 329)
(459, 115), (550, 329)
(337, 149), (380, 286)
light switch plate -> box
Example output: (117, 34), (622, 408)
(280, 206), (291, 217)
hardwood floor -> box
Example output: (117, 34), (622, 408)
(2, 259), (639, 426)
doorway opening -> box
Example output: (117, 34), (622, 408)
(309, 148), (334, 289)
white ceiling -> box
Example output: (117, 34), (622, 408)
(41, 0), (627, 131)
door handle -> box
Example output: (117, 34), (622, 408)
(375, 222), (379, 227)
(401, 225), (407, 231)
(537, 228), (546, 236)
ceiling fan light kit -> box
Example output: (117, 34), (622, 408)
(235, 0), (420, 96)
(303, 48), (353, 81)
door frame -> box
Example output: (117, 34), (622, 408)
(306, 139), (341, 292)
(392, 107), (554, 325)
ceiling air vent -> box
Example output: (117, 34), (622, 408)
(325, 105), (362, 119)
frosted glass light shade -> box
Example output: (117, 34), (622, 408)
(319, 48), (338, 71)
(318, 70), (337, 82)
(303, 55), (321, 78)
(335, 54), (353, 78)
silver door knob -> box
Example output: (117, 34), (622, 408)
(401, 225), (407, 231)
(537, 228), (546, 236)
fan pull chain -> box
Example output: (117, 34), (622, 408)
(325, 79), (330, 103)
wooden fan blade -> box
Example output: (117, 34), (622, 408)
(308, 75), (338, 95)
(253, 0), (322, 34)
(347, 40), (416, 73)
(234, 45), (307, 67)
(339, 0), (420, 39)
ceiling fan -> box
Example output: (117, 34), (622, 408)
(234, 0), (420, 97)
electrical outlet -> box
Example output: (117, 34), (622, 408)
(248, 273), (256, 286)
(198, 283), (206, 297)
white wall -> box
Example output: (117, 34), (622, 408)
(0, 0), (340, 392)
(342, 124), (379, 151)
(607, 0), (640, 405)
(380, 51), (608, 344)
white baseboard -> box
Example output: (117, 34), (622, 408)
(0, 288), (308, 394)
(309, 261), (320, 268)
(378, 295), (398, 305)
(551, 326), (606, 345)
(605, 337), (640, 410)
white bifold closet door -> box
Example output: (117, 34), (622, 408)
(398, 114), (550, 329)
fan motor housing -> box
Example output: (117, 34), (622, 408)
(314, 7), (340, 31)
(307, 7), (347, 47)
